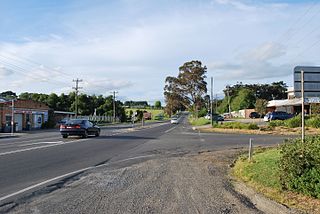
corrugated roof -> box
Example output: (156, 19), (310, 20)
(267, 97), (320, 107)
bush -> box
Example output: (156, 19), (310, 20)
(268, 120), (285, 128)
(213, 122), (258, 130)
(285, 116), (301, 128)
(189, 117), (211, 126)
(198, 108), (208, 118)
(279, 137), (320, 198)
(306, 116), (320, 128)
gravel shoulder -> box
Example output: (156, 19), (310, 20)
(4, 149), (263, 214)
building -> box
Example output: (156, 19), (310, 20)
(0, 99), (50, 132)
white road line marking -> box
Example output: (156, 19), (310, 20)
(165, 126), (177, 133)
(18, 141), (64, 147)
(0, 166), (93, 203)
(0, 154), (156, 203)
(0, 140), (86, 156)
(110, 154), (155, 164)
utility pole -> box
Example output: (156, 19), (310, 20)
(73, 78), (83, 118)
(111, 91), (118, 123)
(210, 77), (214, 125)
(227, 85), (231, 116)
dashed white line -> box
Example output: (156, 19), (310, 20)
(165, 126), (178, 133)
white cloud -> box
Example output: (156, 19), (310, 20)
(209, 42), (291, 80)
(0, 1), (318, 100)
(0, 65), (14, 78)
(214, 0), (256, 11)
(240, 42), (286, 62)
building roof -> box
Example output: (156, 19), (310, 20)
(268, 97), (320, 107)
(54, 111), (76, 115)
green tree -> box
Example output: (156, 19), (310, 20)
(154, 101), (161, 109)
(47, 93), (59, 109)
(255, 99), (268, 116)
(0, 91), (17, 99)
(164, 60), (207, 117)
(231, 89), (255, 111)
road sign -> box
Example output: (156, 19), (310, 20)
(294, 66), (320, 98)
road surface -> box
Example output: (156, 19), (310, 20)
(0, 115), (293, 213)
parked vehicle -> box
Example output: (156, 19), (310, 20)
(263, 111), (293, 122)
(60, 119), (100, 138)
(249, 112), (260, 119)
(205, 114), (224, 121)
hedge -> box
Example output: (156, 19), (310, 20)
(279, 137), (320, 198)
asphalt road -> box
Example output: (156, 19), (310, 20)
(0, 115), (295, 212)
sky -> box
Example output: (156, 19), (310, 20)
(0, 0), (319, 104)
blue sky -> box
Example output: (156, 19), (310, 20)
(0, 0), (319, 103)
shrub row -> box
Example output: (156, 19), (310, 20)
(269, 115), (320, 129)
(280, 137), (320, 198)
(213, 122), (259, 130)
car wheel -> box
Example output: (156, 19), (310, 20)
(95, 130), (100, 137)
(62, 135), (68, 139)
(82, 130), (88, 138)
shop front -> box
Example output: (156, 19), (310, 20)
(0, 99), (49, 132)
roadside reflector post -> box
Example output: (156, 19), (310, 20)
(248, 138), (253, 162)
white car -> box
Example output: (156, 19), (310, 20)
(171, 118), (179, 124)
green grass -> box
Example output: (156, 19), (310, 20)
(233, 148), (281, 190)
(189, 117), (211, 126)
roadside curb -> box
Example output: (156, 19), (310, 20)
(233, 181), (304, 214)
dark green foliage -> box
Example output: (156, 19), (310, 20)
(213, 122), (259, 130)
(198, 108), (208, 117)
(286, 116), (301, 128)
(231, 88), (255, 111)
(268, 120), (286, 127)
(154, 101), (162, 109)
(0, 91), (17, 99)
(4, 91), (126, 118)
(279, 137), (320, 198)
(306, 116), (320, 128)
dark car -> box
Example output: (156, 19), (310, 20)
(60, 119), (100, 138)
(263, 111), (293, 122)
(205, 113), (224, 121)
(249, 112), (260, 119)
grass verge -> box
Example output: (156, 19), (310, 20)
(189, 117), (211, 126)
(232, 148), (320, 213)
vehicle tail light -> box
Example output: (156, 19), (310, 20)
(75, 125), (81, 129)
(60, 125), (66, 129)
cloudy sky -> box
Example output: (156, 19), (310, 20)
(0, 0), (319, 103)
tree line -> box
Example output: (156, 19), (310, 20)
(0, 91), (126, 121)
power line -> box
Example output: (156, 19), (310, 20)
(0, 52), (73, 79)
(0, 57), (68, 86)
